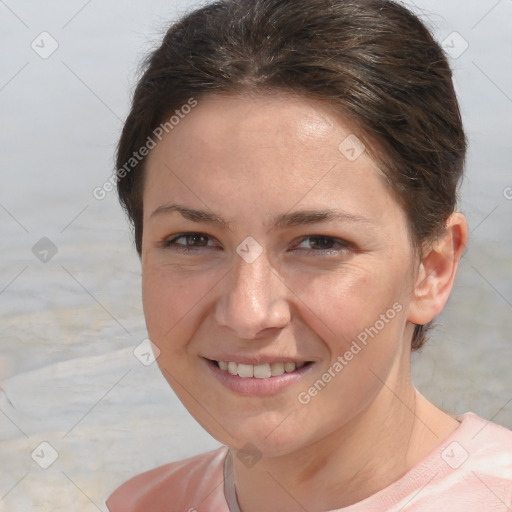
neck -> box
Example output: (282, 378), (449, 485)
(232, 378), (460, 511)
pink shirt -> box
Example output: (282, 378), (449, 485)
(106, 413), (512, 511)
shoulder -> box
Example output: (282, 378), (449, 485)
(106, 446), (229, 512)
(456, 412), (512, 472)
(407, 413), (512, 510)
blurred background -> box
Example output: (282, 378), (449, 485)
(0, 0), (511, 510)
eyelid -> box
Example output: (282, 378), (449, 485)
(162, 232), (353, 254)
(162, 232), (219, 250)
(293, 235), (353, 253)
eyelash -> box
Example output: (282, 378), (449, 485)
(161, 232), (352, 255)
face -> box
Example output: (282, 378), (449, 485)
(141, 92), (418, 456)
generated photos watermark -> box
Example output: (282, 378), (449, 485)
(298, 301), (403, 405)
(93, 97), (198, 200)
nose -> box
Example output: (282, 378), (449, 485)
(214, 253), (291, 339)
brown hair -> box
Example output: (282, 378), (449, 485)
(116, 0), (466, 350)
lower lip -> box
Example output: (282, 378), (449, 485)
(204, 358), (314, 396)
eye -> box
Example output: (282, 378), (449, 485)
(161, 232), (219, 253)
(294, 235), (352, 255)
(161, 233), (352, 256)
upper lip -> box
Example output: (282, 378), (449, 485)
(203, 355), (312, 365)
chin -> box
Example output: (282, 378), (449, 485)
(210, 412), (311, 456)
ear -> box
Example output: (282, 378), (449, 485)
(408, 212), (468, 326)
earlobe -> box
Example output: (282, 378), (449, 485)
(408, 212), (468, 326)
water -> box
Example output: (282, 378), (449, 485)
(1, 1), (511, 510)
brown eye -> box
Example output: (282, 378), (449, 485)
(162, 233), (218, 252)
(295, 236), (352, 254)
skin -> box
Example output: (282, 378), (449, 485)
(141, 92), (467, 511)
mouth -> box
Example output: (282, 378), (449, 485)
(203, 357), (314, 395)
(210, 359), (314, 378)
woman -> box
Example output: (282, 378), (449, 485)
(106, 0), (512, 510)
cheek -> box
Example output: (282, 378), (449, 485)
(293, 261), (406, 352)
(284, 271), (408, 443)
(141, 263), (219, 350)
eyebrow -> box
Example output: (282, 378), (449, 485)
(150, 204), (231, 229)
(150, 203), (373, 231)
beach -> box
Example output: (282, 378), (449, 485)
(1, 1), (511, 510)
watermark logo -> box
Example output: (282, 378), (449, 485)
(31, 32), (59, 59)
(441, 31), (469, 60)
(338, 134), (365, 162)
(236, 236), (264, 264)
(133, 338), (160, 366)
(31, 441), (59, 469)
(236, 442), (262, 468)
(441, 441), (469, 469)
(32, 237), (58, 263)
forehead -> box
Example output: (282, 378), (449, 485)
(143, 92), (400, 227)
(152, 93), (347, 164)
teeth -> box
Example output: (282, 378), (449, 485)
(216, 360), (307, 378)
(284, 362), (296, 373)
(237, 364), (254, 378)
(253, 363), (271, 379)
(270, 362), (285, 376)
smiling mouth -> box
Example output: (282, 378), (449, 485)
(212, 360), (313, 378)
